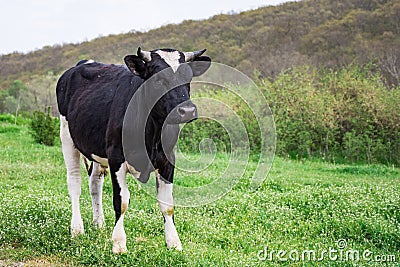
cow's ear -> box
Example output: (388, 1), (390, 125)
(124, 55), (146, 77)
(189, 56), (211, 77)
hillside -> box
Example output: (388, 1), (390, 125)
(1, 0), (399, 89)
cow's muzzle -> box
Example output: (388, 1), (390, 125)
(167, 102), (198, 124)
(178, 105), (197, 122)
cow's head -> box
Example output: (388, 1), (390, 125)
(124, 47), (211, 124)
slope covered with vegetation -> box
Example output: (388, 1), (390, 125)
(1, 0), (399, 87)
(0, 0), (399, 165)
(0, 1), (399, 264)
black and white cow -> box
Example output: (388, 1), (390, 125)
(56, 47), (211, 253)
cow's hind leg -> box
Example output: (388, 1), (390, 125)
(88, 162), (105, 228)
(110, 162), (130, 253)
(60, 115), (84, 237)
(156, 171), (182, 250)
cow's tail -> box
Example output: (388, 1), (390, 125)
(56, 65), (81, 116)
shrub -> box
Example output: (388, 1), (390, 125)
(178, 64), (400, 166)
(261, 64), (400, 165)
(29, 107), (58, 146)
(0, 113), (30, 125)
(178, 118), (231, 154)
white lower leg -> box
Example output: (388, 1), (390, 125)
(68, 174), (84, 237)
(112, 214), (126, 253)
(112, 163), (130, 253)
(157, 172), (182, 250)
(60, 115), (84, 237)
(89, 162), (105, 228)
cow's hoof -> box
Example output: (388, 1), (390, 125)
(71, 220), (84, 237)
(166, 238), (182, 251)
(112, 241), (127, 254)
(93, 217), (105, 228)
(112, 226), (127, 253)
(71, 228), (84, 238)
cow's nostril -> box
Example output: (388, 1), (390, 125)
(178, 107), (186, 116)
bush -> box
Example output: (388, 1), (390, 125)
(179, 64), (400, 166)
(178, 118), (231, 154)
(177, 85), (266, 158)
(29, 107), (58, 146)
(0, 113), (30, 125)
(261, 64), (400, 165)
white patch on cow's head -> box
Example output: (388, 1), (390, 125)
(155, 50), (181, 72)
(85, 59), (95, 64)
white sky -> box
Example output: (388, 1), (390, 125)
(0, 0), (289, 55)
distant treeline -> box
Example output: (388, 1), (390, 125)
(0, 72), (58, 116)
(179, 64), (400, 166)
(0, 0), (399, 90)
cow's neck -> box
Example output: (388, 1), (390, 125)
(145, 116), (162, 163)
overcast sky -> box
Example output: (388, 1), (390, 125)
(0, 0), (290, 55)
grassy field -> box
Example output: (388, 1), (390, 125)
(0, 121), (399, 266)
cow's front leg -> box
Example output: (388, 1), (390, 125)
(88, 162), (105, 228)
(110, 162), (130, 253)
(60, 115), (84, 237)
(156, 171), (182, 250)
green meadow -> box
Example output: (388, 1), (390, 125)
(0, 121), (399, 266)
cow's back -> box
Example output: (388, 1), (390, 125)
(56, 60), (142, 160)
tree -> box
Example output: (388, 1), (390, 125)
(8, 80), (26, 98)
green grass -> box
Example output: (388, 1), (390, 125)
(0, 122), (399, 266)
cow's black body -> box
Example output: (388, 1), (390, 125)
(57, 59), (184, 182)
(57, 62), (135, 160)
